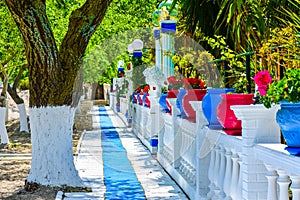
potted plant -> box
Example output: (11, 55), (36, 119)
(159, 75), (183, 113)
(181, 77), (207, 122)
(254, 69), (300, 148)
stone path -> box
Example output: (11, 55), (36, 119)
(57, 106), (188, 200)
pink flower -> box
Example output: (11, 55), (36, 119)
(254, 71), (272, 87)
(257, 85), (268, 96)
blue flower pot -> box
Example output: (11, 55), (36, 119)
(116, 105), (120, 112)
(159, 93), (170, 112)
(176, 88), (187, 118)
(276, 101), (300, 147)
(202, 88), (235, 129)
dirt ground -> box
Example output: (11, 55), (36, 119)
(0, 119), (83, 200)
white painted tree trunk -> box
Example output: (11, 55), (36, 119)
(0, 107), (9, 144)
(27, 106), (83, 187)
(17, 103), (29, 133)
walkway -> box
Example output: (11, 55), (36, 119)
(57, 106), (188, 200)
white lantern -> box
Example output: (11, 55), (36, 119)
(131, 39), (143, 50)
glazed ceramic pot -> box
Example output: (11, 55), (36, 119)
(276, 101), (300, 147)
(202, 88), (235, 129)
(216, 94), (254, 133)
(182, 89), (207, 122)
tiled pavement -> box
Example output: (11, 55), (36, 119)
(57, 106), (188, 200)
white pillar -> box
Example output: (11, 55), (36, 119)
(237, 154), (243, 200)
(231, 105), (281, 200)
(161, 33), (174, 78)
(230, 150), (240, 199)
(277, 169), (290, 200)
(290, 175), (300, 200)
(207, 147), (216, 199)
(265, 164), (278, 200)
(213, 145), (221, 199)
(224, 147), (233, 199)
(218, 146), (226, 199)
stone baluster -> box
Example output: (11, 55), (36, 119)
(213, 145), (221, 199)
(224, 147), (233, 200)
(236, 152), (243, 200)
(167, 98), (180, 167)
(218, 145), (226, 199)
(207, 147), (216, 199)
(229, 150), (239, 199)
(264, 164), (278, 200)
(231, 104), (280, 200)
(290, 175), (300, 200)
(277, 169), (290, 200)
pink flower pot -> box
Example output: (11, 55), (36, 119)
(216, 94), (254, 134)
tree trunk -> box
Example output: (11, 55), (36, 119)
(27, 106), (82, 186)
(0, 107), (9, 144)
(4, 0), (111, 186)
(17, 103), (29, 133)
(7, 90), (29, 133)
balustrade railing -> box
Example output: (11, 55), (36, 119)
(109, 95), (300, 200)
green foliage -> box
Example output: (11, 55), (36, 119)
(83, 0), (159, 85)
(19, 78), (30, 90)
(46, 0), (85, 48)
(258, 26), (300, 75)
(260, 68), (300, 108)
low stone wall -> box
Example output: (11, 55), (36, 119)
(74, 114), (93, 131)
(74, 100), (94, 131)
(80, 100), (94, 114)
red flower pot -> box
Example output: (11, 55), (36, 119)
(167, 89), (179, 98)
(182, 89), (207, 122)
(216, 94), (254, 133)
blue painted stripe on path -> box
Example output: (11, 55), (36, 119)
(99, 106), (146, 200)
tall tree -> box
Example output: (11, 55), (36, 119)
(4, 0), (112, 187)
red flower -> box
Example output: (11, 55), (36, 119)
(167, 76), (177, 85)
(143, 85), (150, 93)
(184, 77), (206, 89)
(254, 71), (272, 96)
(135, 87), (141, 92)
(254, 71), (272, 87)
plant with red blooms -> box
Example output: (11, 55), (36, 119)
(184, 77), (206, 89)
(134, 84), (149, 93)
(167, 76), (183, 90)
(143, 85), (150, 93)
(254, 69), (300, 108)
(254, 70), (272, 96)
(134, 87), (142, 93)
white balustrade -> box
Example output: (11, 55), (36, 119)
(128, 100), (300, 200)
(207, 146), (216, 199)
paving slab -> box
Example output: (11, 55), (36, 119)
(59, 106), (188, 200)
